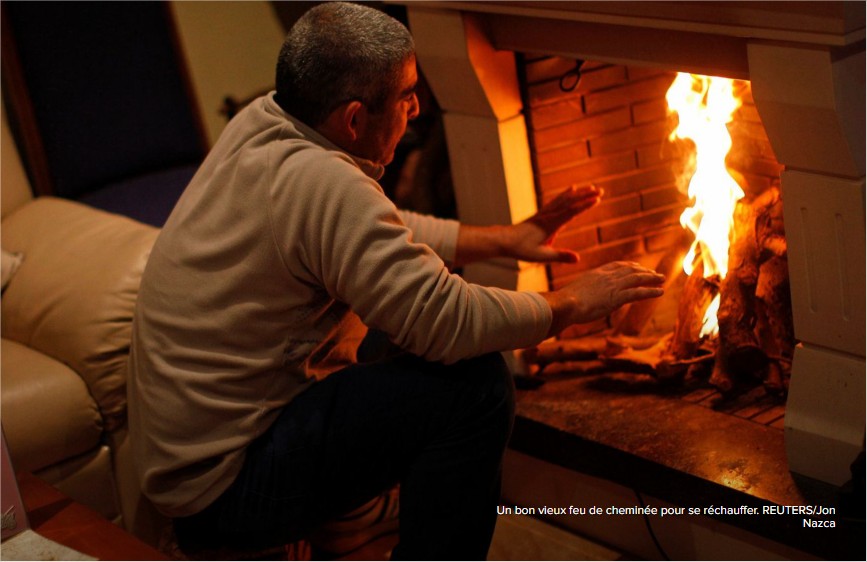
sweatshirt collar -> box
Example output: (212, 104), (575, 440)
(265, 92), (385, 181)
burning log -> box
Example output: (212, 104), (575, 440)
(668, 260), (717, 362)
(710, 187), (794, 394)
(602, 334), (674, 376)
(522, 337), (606, 372)
(711, 196), (763, 392)
(755, 186), (787, 260)
(754, 188), (795, 393)
(648, 261), (716, 382)
(756, 257), (794, 352)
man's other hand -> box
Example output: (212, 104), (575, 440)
(541, 261), (665, 337)
(506, 184), (601, 263)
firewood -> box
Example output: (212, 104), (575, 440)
(754, 187), (786, 261)
(759, 234), (786, 259)
(657, 349), (714, 382)
(601, 333), (673, 375)
(685, 359), (713, 381)
(715, 270), (766, 379)
(709, 345), (768, 393)
(756, 255), (795, 362)
(712, 195), (766, 392)
(604, 334), (665, 355)
(668, 258), (718, 360)
(709, 360), (733, 392)
(751, 185), (794, 393)
(763, 361), (785, 395)
(523, 336), (606, 366)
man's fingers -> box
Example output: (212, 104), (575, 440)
(566, 197), (599, 215)
(528, 247), (580, 264)
(624, 271), (666, 287)
(617, 286), (665, 307)
(563, 189), (601, 211)
(551, 248), (579, 264)
(612, 266), (666, 306)
(546, 185), (602, 214)
(529, 184), (603, 237)
(559, 184), (602, 201)
(610, 261), (664, 278)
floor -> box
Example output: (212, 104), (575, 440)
(335, 514), (621, 561)
(488, 514), (621, 561)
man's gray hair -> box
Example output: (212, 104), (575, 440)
(275, 2), (415, 127)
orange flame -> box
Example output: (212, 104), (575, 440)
(666, 73), (745, 337)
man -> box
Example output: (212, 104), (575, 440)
(128, 3), (664, 559)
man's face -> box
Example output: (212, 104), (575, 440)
(358, 56), (420, 167)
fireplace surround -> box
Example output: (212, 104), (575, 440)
(399, 0), (864, 516)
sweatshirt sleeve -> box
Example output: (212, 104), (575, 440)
(273, 151), (552, 364)
(396, 209), (460, 264)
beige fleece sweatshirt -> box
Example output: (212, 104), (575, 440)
(127, 93), (552, 517)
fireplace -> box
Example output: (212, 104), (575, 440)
(400, 1), (864, 556)
(517, 62), (796, 390)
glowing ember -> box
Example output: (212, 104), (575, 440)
(666, 72), (745, 338)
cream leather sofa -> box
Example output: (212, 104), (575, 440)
(1, 110), (165, 544)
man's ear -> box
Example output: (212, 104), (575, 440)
(318, 100), (365, 150)
(334, 100), (365, 142)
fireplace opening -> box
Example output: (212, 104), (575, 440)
(519, 56), (791, 414)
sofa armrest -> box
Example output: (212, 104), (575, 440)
(1, 197), (159, 430)
(1, 338), (103, 472)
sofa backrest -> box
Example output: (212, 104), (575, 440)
(1, 198), (159, 430)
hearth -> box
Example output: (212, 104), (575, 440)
(400, 0), (864, 519)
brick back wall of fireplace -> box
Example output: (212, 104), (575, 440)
(520, 55), (784, 339)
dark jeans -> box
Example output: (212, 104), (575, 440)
(173, 351), (515, 560)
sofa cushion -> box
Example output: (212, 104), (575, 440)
(1, 198), (159, 430)
(1, 338), (103, 472)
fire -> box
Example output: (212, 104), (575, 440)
(666, 72), (745, 338)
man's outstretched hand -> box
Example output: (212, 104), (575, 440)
(452, 184), (598, 267)
(505, 185), (601, 264)
(542, 261), (665, 337)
